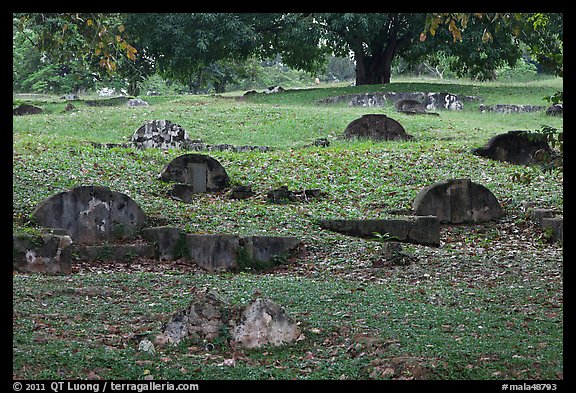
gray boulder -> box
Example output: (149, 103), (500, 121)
(158, 289), (301, 349)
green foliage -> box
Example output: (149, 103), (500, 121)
(12, 78), (563, 380)
(495, 58), (537, 81)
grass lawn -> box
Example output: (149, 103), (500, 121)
(12, 76), (563, 381)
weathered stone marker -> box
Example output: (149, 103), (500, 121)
(342, 114), (413, 141)
(32, 185), (147, 245)
(472, 130), (552, 165)
(131, 119), (192, 149)
(159, 154), (230, 197)
(412, 178), (503, 224)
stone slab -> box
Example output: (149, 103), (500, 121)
(319, 216), (440, 246)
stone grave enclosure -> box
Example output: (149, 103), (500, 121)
(342, 114), (413, 141)
(159, 153), (230, 202)
(317, 91), (475, 110)
(472, 130), (553, 165)
(14, 185), (303, 274)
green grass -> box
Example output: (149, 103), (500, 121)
(13, 77), (563, 380)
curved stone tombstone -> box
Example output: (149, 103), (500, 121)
(472, 130), (552, 165)
(342, 114), (413, 141)
(131, 119), (191, 149)
(413, 178), (503, 224)
(32, 185), (147, 245)
(159, 154), (230, 193)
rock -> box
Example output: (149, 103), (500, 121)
(161, 289), (229, 344)
(426, 92), (463, 110)
(140, 227), (302, 271)
(267, 186), (297, 203)
(127, 98), (149, 107)
(232, 298), (301, 348)
(263, 86), (285, 94)
(541, 217), (563, 243)
(312, 138), (330, 147)
(412, 178), (503, 224)
(546, 104), (563, 116)
(342, 114), (413, 141)
(240, 236), (302, 268)
(13, 104), (43, 116)
(85, 96), (133, 106)
(395, 98), (428, 114)
(266, 186), (325, 203)
(159, 289), (301, 349)
(13, 233), (73, 274)
(317, 91), (472, 110)
(131, 120), (192, 150)
(185, 234), (241, 272)
(159, 153), (230, 193)
(32, 185), (147, 245)
(70, 243), (156, 262)
(227, 185), (255, 200)
(479, 104), (544, 113)
(472, 130), (552, 165)
(61, 94), (80, 100)
(319, 216), (440, 246)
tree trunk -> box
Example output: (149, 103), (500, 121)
(354, 51), (392, 85)
(354, 14), (402, 86)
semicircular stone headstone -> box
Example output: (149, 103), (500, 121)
(32, 185), (147, 245)
(412, 178), (503, 224)
(159, 154), (230, 193)
(131, 119), (191, 149)
(342, 114), (413, 141)
(472, 130), (552, 165)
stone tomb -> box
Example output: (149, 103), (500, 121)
(342, 114), (413, 141)
(131, 119), (192, 150)
(413, 178), (503, 224)
(32, 185), (148, 245)
(472, 130), (552, 165)
(159, 154), (230, 201)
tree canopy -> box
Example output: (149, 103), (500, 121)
(13, 12), (563, 93)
